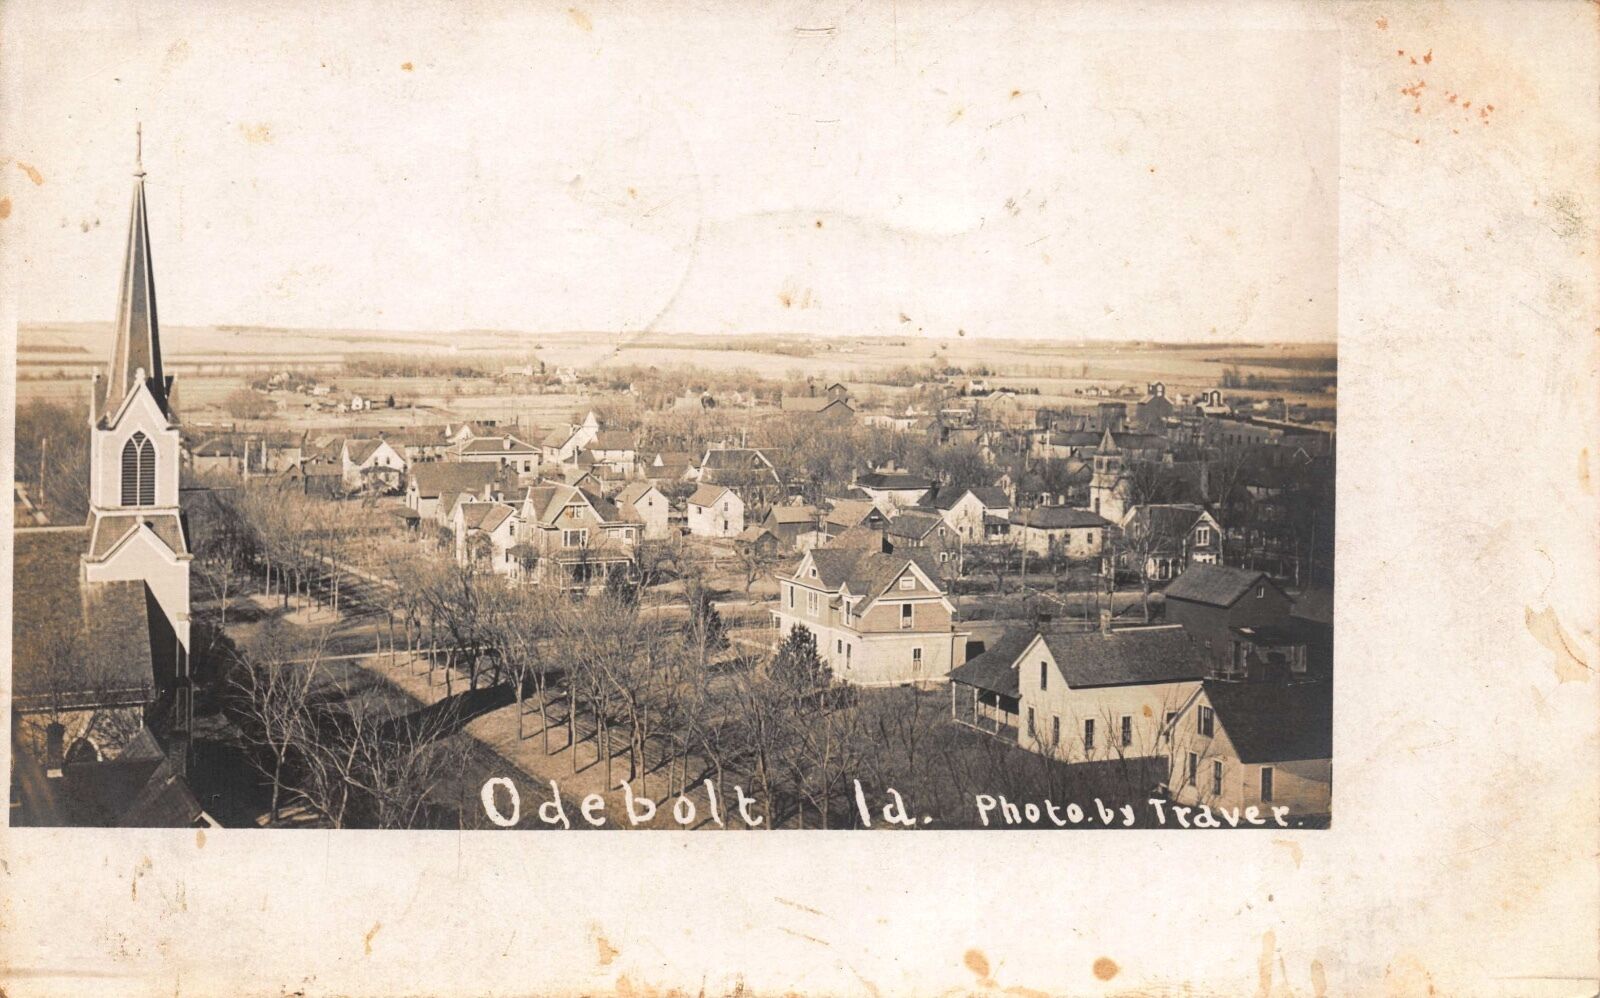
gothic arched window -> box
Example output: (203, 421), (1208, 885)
(121, 431), (156, 506)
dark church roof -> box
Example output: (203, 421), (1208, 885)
(11, 528), (158, 708)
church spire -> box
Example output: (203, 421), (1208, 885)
(105, 123), (168, 417)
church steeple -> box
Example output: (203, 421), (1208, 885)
(105, 123), (169, 418)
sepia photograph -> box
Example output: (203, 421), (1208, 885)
(1, 1), (1594, 995)
(6, 6), (1337, 834)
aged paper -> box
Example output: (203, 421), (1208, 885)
(1, 1), (1596, 995)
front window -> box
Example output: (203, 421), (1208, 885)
(1212, 760), (1224, 796)
(1186, 752), (1198, 786)
(1039, 661), (1048, 691)
(1260, 767), (1275, 802)
(900, 603), (913, 629)
(1120, 715), (1133, 748)
(911, 647), (922, 674)
(1083, 718), (1095, 751)
(1027, 707), (1035, 738)
(1198, 706), (1215, 737)
(1051, 715), (1060, 747)
(562, 528), (588, 547)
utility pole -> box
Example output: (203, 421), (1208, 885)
(38, 436), (48, 511)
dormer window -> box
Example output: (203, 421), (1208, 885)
(898, 577), (914, 590)
(121, 431), (156, 506)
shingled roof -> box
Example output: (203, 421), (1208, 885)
(409, 461), (499, 498)
(688, 484), (734, 508)
(948, 628), (1031, 697)
(1203, 679), (1333, 763)
(1164, 564), (1274, 608)
(1037, 626), (1210, 688)
(1011, 506), (1110, 530)
(802, 548), (943, 606)
(12, 528), (158, 705)
(459, 501), (516, 533)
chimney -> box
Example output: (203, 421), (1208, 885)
(1099, 608), (1114, 634)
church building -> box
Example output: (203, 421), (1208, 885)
(10, 136), (206, 826)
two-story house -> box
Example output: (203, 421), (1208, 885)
(1011, 622), (1212, 775)
(613, 481), (671, 540)
(340, 437), (408, 493)
(1162, 563), (1293, 669)
(406, 462), (499, 523)
(772, 548), (967, 686)
(854, 464), (934, 513)
(1010, 506), (1112, 560)
(929, 486), (1012, 544)
(453, 501), (521, 577)
(687, 484), (745, 538)
(516, 483), (638, 589)
(587, 430), (638, 476)
(456, 434), (540, 475)
(1163, 678), (1332, 821)
(1117, 503), (1224, 581)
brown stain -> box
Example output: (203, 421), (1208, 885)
(363, 921), (381, 955)
(569, 7), (593, 31)
(1383, 954), (1438, 997)
(779, 293), (793, 308)
(401, 61), (413, 71)
(1524, 606), (1592, 682)
(239, 123), (273, 144)
(949, 106), (965, 124)
(1141, 704), (1152, 718)
(1310, 959), (1328, 997)
(596, 932), (620, 966)
(628, 186), (638, 199)
(1580, 447), (1592, 494)
(1092, 956), (1119, 981)
(1375, 16), (1388, 30)
(195, 828), (206, 849)
(1274, 837), (1304, 868)
(0, 197), (11, 220)
(16, 161), (43, 185)
(1010, 88), (1022, 98)
(814, 219), (823, 228)
(963, 948), (992, 984)
(1256, 930), (1275, 998)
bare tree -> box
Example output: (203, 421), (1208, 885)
(229, 623), (327, 824)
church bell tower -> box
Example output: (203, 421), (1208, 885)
(82, 127), (193, 684)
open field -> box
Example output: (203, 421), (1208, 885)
(17, 322), (1336, 413)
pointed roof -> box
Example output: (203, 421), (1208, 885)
(106, 151), (168, 419)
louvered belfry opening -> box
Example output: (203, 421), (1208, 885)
(121, 431), (155, 506)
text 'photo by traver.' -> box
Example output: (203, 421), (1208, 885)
(8, 16), (1336, 833)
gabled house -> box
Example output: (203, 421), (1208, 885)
(613, 481), (671, 540)
(761, 502), (821, 550)
(823, 498), (891, 534)
(698, 446), (783, 504)
(540, 410), (600, 465)
(456, 433), (540, 475)
(453, 501), (521, 577)
(407, 461), (499, 523)
(1012, 623), (1212, 769)
(340, 437), (407, 493)
(644, 451), (697, 487)
(1117, 503), (1224, 581)
(930, 485), (1012, 544)
(686, 484), (745, 538)
(883, 512), (962, 577)
(1162, 563), (1293, 668)
(516, 483), (637, 589)
(772, 548), (968, 686)
(1164, 679), (1332, 820)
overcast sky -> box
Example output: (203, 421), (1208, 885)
(3, 1), (1337, 342)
